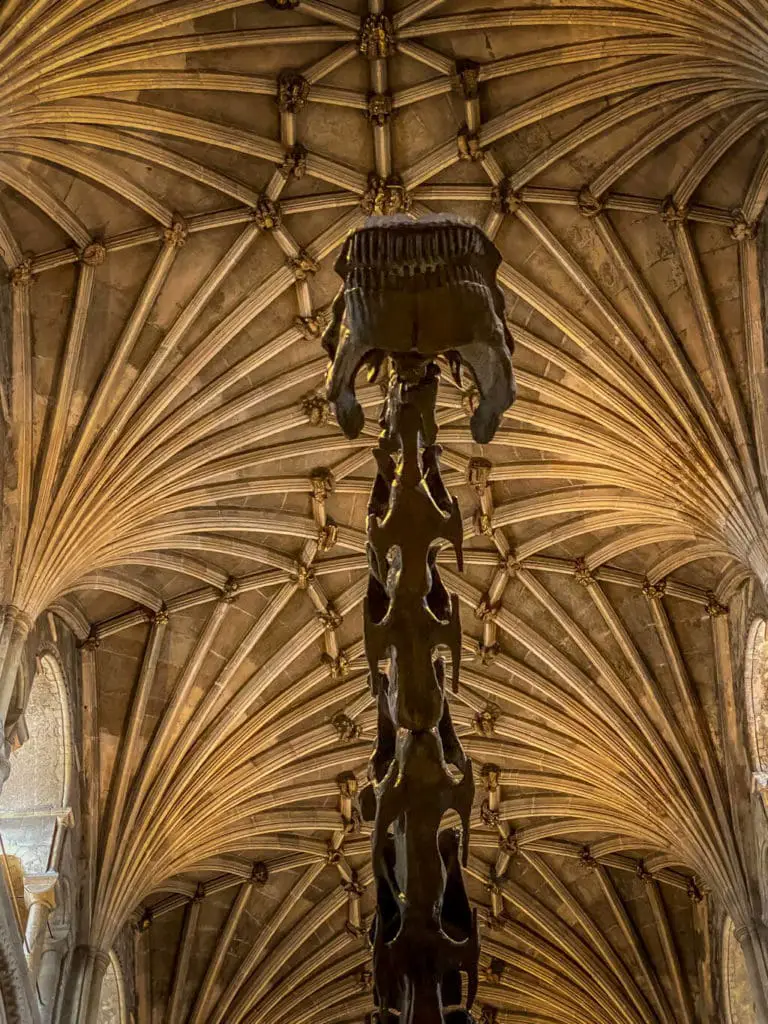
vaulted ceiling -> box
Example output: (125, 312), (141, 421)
(1, 0), (768, 1021)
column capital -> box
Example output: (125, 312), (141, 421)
(88, 946), (112, 976)
(24, 872), (58, 909)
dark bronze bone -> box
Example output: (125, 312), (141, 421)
(324, 216), (515, 1024)
(322, 217), (516, 444)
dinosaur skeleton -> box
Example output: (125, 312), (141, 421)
(323, 217), (515, 1023)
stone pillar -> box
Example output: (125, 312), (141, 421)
(83, 947), (110, 1024)
(37, 939), (67, 1023)
(735, 921), (768, 1024)
(57, 943), (110, 1024)
(0, 606), (31, 721)
(0, 605), (32, 800)
(0, 736), (11, 797)
(23, 872), (57, 981)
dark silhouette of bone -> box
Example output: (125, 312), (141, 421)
(323, 217), (516, 444)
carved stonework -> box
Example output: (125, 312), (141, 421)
(474, 704), (500, 737)
(481, 764), (501, 791)
(310, 467), (334, 500)
(366, 92), (393, 127)
(9, 258), (32, 288)
(502, 555), (520, 578)
(337, 771), (358, 799)
(577, 186), (604, 218)
(301, 393), (330, 426)
(485, 957), (505, 984)
(636, 859), (654, 883)
(79, 631), (101, 651)
(296, 314), (323, 340)
(477, 642), (500, 666)
(499, 832), (518, 858)
(467, 457), (492, 492)
(642, 577), (667, 600)
(279, 142), (307, 179)
(474, 509), (493, 537)
(474, 596), (497, 623)
(80, 241), (107, 266)
(491, 179), (522, 215)
(456, 60), (480, 99)
(331, 712), (360, 742)
(579, 845), (598, 871)
(358, 13), (395, 58)
(163, 217), (188, 247)
(220, 577), (239, 604)
(573, 557), (594, 587)
(317, 521), (338, 551)
(731, 209), (758, 241)
(322, 650), (350, 681)
(287, 250), (319, 280)
(0, 868), (38, 1023)
(291, 563), (314, 590)
(251, 195), (282, 230)
(480, 800), (500, 827)
(361, 173), (411, 217)
(660, 195), (688, 224)
(687, 877), (704, 903)
(136, 908), (153, 932)
(277, 71), (310, 113)
(251, 861), (269, 885)
(457, 127), (483, 161)
(706, 591), (729, 618)
(317, 605), (342, 632)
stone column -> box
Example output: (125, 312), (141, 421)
(37, 938), (68, 1024)
(0, 605), (32, 800)
(735, 920), (768, 1024)
(0, 606), (31, 720)
(0, 736), (11, 798)
(83, 947), (111, 1024)
(23, 872), (57, 981)
(57, 943), (111, 1024)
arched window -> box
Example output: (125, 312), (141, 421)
(0, 653), (72, 874)
(723, 920), (758, 1023)
(744, 620), (768, 783)
(97, 952), (127, 1024)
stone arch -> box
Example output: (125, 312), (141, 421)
(723, 919), (758, 1024)
(1, 651), (72, 815)
(97, 951), (127, 1024)
(744, 619), (768, 777)
(0, 651), (74, 881)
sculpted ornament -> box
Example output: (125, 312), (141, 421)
(361, 173), (411, 217)
(252, 195), (282, 231)
(457, 128), (483, 162)
(277, 71), (310, 113)
(80, 241), (107, 266)
(10, 258), (32, 288)
(490, 180), (521, 215)
(367, 92), (393, 126)
(279, 142), (307, 179)
(359, 13), (395, 58)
